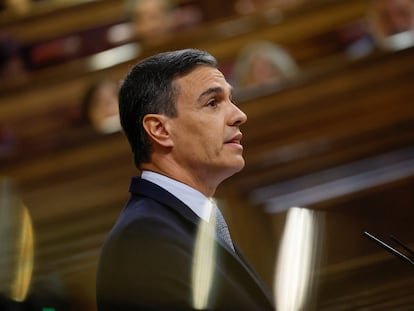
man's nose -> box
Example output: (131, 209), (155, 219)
(230, 102), (247, 126)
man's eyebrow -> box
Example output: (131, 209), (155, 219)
(198, 86), (233, 101)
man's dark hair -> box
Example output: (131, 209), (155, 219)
(119, 49), (217, 168)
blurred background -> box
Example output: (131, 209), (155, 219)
(1, 0), (414, 310)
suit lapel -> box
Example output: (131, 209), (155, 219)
(129, 177), (200, 225)
(234, 245), (275, 305)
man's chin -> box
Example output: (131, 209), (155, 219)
(225, 160), (246, 176)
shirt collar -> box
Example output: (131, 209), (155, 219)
(141, 170), (213, 222)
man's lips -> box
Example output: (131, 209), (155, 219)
(225, 133), (243, 145)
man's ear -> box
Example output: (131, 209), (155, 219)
(142, 114), (173, 147)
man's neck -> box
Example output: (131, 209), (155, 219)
(140, 162), (218, 197)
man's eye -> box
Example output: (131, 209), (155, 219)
(207, 99), (218, 108)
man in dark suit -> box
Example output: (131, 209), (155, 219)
(96, 49), (275, 310)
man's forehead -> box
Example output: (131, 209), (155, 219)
(176, 66), (231, 91)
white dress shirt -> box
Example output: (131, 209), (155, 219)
(141, 170), (213, 222)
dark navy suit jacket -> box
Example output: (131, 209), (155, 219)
(96, 177), (275, 310)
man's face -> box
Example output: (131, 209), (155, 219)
(168, 66), (247, 184)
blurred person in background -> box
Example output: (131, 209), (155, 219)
(370, 0), (414, 46)
(125, 0), (202, 46)
(126, 0), (173, 43)
(346, 0), (414, 59)
(231, 40), (299, 91)
(81, 78), (121, 134)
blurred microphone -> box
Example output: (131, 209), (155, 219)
(363, 231), (414, 267)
